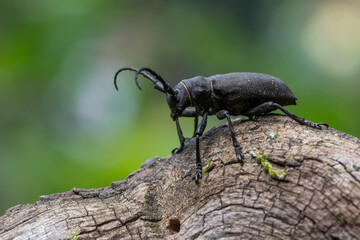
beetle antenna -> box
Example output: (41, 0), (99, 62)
(135, 67), (175, 95)
(114, 67), (162, 92)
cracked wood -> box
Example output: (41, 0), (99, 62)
(1, 115), (360, 239)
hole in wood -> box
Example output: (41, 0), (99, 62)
(167, 218), (180, 233)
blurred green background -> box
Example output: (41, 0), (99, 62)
(1, 0), (359, 214)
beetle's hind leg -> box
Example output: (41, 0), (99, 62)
(245, 102), (329, 129)
(215, 110), (244, 165)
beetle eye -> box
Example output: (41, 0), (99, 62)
(174, 89), (179, 96)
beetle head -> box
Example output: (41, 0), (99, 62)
(167, 84), (193, 120)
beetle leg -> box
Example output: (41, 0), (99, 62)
(216, 110), (244, 164)
(194, 113), (208, 184)
(193, 115), (198, 137)
(172, 118), (186, 153)
(180, 109), (198, 137)
(245, 102), (329, 129)
(172, 109), (198, 153)
(180, 108), (198, 117)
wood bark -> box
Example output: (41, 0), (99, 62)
(1, 115), (360, 240)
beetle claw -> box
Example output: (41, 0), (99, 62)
(317, 122), (329, 129)
(172, 147), (181, 154)
(304, 121), (328, 129)
(172, 144), (185, 154)
(236, 149), (244, 165)
(195, 171), (202, 184)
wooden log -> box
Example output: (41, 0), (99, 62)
(1, 115), (359, 239)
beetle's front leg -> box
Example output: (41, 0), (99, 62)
(172, 109), (198, 154)
(172, 118), (186, 153)
(194, 113), (208, 184)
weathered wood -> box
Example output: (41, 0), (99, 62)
(1, 115), (360, 240)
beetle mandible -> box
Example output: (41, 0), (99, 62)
(114, 67), (328, 183)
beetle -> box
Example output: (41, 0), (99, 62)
(114, 67), (328, 183)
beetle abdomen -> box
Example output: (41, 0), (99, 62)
(209, 72), (297, 115)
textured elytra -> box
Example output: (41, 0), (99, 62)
(0, 115), (359, 240)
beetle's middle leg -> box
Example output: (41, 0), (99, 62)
(193, 115), (198, 137)
(216, 110), (244, 165)
(194, 113), (208, 184)
(245, 102), (328, 129)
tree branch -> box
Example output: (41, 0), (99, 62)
(1, 115), (360, 239)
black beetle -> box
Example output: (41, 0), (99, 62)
(114, 67), (328, 183)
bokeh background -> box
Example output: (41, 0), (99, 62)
(1, 0), (359, 214)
